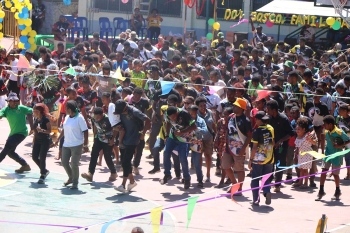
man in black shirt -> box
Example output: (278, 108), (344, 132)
(266, 100), (294, 192)
(270, 84), (285, 112)
(81, 107), (117, 182)
(174, 83), (198, 100)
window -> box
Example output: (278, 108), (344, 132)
(150, 0), (182, 17)
(198, 0), (244, 19)
(94, 0), (132, 13)
(251, 0), (273, 11)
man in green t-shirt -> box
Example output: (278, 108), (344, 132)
(0, 92), (33, 173)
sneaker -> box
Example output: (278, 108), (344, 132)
(15, 164), (31, 173)
(309, 182), (317, 188)
(184, 179), (191, 189)
(115, 185), (127, 193)
(331, 191), (342, 200)
(44, 170), (50, 179)
(251, 201), (259, 206)
(37, 177), (45, 184)
(205, 177), (211, 183)
(81, 172), (93, 182)
(197, 181), (203, 188)
(146, 154), (154, 159)
(109, 173), (118, 181)
(315, 191), (326, 201)
(215, 168), (221, 176)
(148, 168), (161, 174)
(273, 187), (281, 193)
(285, 175), (293, 184)
(225, 178), (232, 184)
(246, 172), (252, 177)
(133, 167), (140, 175)
(159, 175), (172, 185)
(265, 192), (271, 205)
(127, 182), (137, 191)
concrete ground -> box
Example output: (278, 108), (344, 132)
(0, 119), (350, 233)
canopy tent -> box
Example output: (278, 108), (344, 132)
(256, 0), (348, 17)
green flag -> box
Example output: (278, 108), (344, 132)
(186, 196), (199, 229)
(325, 149), (350, 163)
(65, 66), (76, 76)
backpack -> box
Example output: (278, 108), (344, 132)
(127, 106), (144, 131)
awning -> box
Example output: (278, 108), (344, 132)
(256, 0), (348, 17)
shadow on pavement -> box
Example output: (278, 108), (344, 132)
(161, 192), (190, 202)
(60, 187), (87, 195)
(106, 193), (147, 203)
(29, 182), (48, 189)
(249, 205), (274, 213)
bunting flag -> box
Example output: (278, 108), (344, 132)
(208, 85), (223, 95)
(150, 206), (163, 233)
(229, 18), (249, 28)
(186, 196), (199, 229)
(160, 81), (175, 95)
(65, 65), (76, 76)
(17, 54), (31, 69)
(301, 151), (325, 159)
(256, 173), (272, 202)
(255, 90), (271, 101)
(230, 183), (242, 206)
(112, 67), (125, 81)
(325, 149), (350, 163)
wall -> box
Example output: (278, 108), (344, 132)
(76, 0), (326, 44)
(36, 0), (79, 34)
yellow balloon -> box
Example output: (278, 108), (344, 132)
(5, 1), (12, 8)
(29, 30), (37, 37)
(14, 12), (19, 19)
(326, 17), (335, 26)
(18, 42), (25, 49)
(0, 32), (3, 39)
(24, 19), (32, 27)
(25, 26), (32, 31)
(10, 7), (16, 12)
(30, 44), (37, 51)
(28, 37), (35, 44)
(24, 0), (30, 5)
(0, 11), (5, 18)
(21, 30), (28, 36)
(14, 3), (21, 9)
(213, 22), (220, 30)
(27, 4), (32, 10)
(0, 24), (3, 30)
(18, 19), (25, 25)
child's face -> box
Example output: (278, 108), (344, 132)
(134, 64), (142, 72)
(323, 122), (333, 131)
(128, 61), (133, 69)
(339, 108), (348, 118)
(295, 125), (306, 137)
(101, 96), (109, 106)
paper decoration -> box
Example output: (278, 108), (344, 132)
(256, 173), (272, 202)
(208, 85), (223, 94)
(65, 66), (76, 76)
(325, 149), (350, 163)
(150, 206), (163, 233)
(301, 151), (325, 159)
(186, 196), (199, 229)
(276, 160), (300, 169)
(256, 90), (271, 101)
(112, 67), (125, 81)
(160, 81), (175, 95)
(17, 54), (30, 69)
(230, 183), (241, 205)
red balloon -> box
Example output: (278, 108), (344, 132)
(121, 0), (128, 3)
(184, 0), (190, 5)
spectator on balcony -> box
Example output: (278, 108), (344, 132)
(146, 9), (163, 43)
(131, 7), (144, 36)
(32, 0), (46, 33)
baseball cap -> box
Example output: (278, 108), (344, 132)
(114, 99), (127, 114)
(255, 111), (269, 120)
(233, 98), (247, 110)
(284, 60), (294, 69)
(217, 32), (224, 39)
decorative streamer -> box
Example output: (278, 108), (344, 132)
(229, 18), (249, 28)
(160, 81), (175, 95)
(0, 220), (83, 229)
(230, 183), (242, 206)
(186, 196), (199, 229)
(256, 173), (272, 202)
(150, 206), (163, 233)
(301, 151), (325, 159)
(112, 67), (125, 81)
(276, 160), (301, 169)
(325, 149), (350, 162)
(17, 54), (31, 69)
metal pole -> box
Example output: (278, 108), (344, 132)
(212, 0), (216, 36)
(205, 0), (210, 34)
(184, 4), (187, 40)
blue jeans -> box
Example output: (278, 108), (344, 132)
(163, 137), (190, 180)
(251, 163), (274, 203)
(191, 151), (203, 182)
(152, 137), (165, 170)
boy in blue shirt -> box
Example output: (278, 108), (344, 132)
(316, 115), (349, 201)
